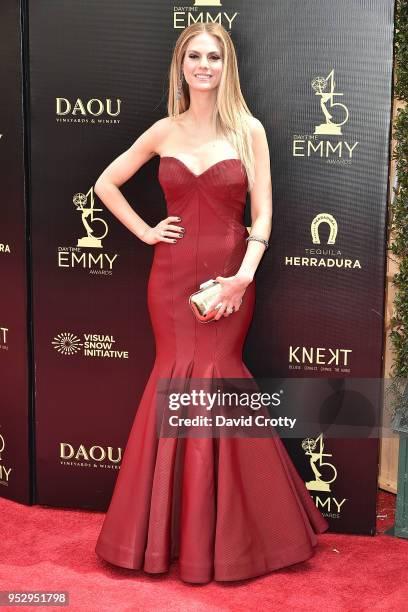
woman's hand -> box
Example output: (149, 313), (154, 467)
(141, 215), (184, 245)
(205, 272), (253, 320)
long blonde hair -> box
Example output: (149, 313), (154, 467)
(167, 23), (255, 191)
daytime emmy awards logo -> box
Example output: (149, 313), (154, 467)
(57, 186), (119, 274)
(0, 434), (12, 486)
(293, 69), (359, 162)
(285, 213), (362, 270)
(302, 433), (346, 518)
(74, 187), (108, 249)
(174, 0), (238, 29)
(312, 69), (349, 135)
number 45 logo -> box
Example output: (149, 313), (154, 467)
(194, 0), (222, 5)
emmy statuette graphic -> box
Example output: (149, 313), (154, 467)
(73, 186), (108, 248)
(302, 433), (337, 492)
(312, 69), (349, 135)
(0, 435), (4, 461)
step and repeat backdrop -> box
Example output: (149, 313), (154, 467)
(1, 0), (394, 534)
(0, 1), (31, 504)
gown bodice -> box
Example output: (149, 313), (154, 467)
(156, 156), (249, 281)
(158, 156), (248, 221)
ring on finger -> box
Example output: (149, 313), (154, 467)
(215, 302), (223, 310)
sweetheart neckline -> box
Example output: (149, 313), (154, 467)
(159, 155), (243, 178)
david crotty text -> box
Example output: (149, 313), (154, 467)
(167, 415), (297, 429)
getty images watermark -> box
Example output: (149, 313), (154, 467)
(154, 377), (406, 439)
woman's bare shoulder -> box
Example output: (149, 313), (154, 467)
(247, 115), (266, 136)
(147, 116), (172, 140)
(146, 115), (183, 156)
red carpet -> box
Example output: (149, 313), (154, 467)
(0, 489), (407, 611)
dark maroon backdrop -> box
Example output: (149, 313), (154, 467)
(0, 0), (32, 504)
(24, 0), (395, 535)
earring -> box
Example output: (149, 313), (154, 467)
(176, 72), (185, 101)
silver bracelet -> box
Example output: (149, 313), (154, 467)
(245, 235), (269, 249)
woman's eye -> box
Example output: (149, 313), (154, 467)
(189, 55), (220, 60)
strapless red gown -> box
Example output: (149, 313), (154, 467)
(95, 156), (329, 583)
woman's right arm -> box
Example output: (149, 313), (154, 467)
(93, 118), (183, 245)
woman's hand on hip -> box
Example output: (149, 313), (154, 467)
(141, 216), (185, 245)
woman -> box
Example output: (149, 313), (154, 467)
(94, 22), (329, 584)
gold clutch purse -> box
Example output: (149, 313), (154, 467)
(189, 279), (222, 323)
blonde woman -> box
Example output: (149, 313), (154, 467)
(94, 22), (328, 584)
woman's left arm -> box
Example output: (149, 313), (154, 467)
(209, 117), (273, 320)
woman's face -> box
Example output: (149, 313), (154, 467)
(182, 33), (223, 92)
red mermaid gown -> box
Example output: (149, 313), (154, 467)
(95, 155), (329, 583)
